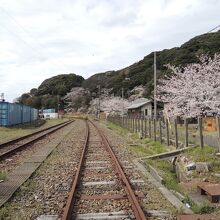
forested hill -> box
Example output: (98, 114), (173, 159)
(18, 30), (220, 109)
(83, 30), (220, 97)
(18, 74), (84, 109)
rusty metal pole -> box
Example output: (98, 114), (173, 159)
(217, 116), (220, 139)
(133, 117), (135, 133)
(185, 118), (189, 148)
(153, 118), (156, 142)
(198, 116), (204, 149)
(135, 116), (137, 133)
(144, 118), (147, 138)
(174, 118), (179, 149)
(159, 119), (162, 143)
(149, 119), (152, 139)
(166, 118), (170, 146)
(141, 116), (143, 138)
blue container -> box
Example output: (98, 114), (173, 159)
(31, 108), (38, 121)
(0, 102), (22, 126)
(22, 105), (31, 123)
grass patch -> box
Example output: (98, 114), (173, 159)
(183, 196), (215, 214)
(147, 159), (182, 192)
(106, 121), (129, 136)
(144, 139), (169, 154)
(0, 171), (7, 181)
(184, 146), (217, 162)
(0, 119), (67, 144)
(105, 120), (170, 157)
(0, 207), (9, 220)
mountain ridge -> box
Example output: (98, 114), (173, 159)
(17, 30), (220, 110)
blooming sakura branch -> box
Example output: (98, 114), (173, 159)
(157, 54), (220, 118)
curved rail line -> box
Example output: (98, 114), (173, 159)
(62, 119), (146, 220)
(0, 120), (73, 161)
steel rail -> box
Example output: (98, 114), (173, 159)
(62, 119), (146, 220)
(90, 120), (146, 220)
(0, 120), (70, 149)
(61, 119), (89, 220)
(0, 120), (73, 161)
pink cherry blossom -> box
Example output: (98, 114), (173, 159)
(157, 54), (220, 118)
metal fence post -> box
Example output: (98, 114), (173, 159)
(144, 118), (147, 138)
(217, 116), (220, 139)
(153, 118), (156, 142)
(138, 116), (140, 133)
(149, 118), (152, 139)
(185, 118), (188, 148)
(217, 116), (220, 152)
(135, 117), (137, 133)
(159, 119), (162, 143)
(166, 118), (170, 146)
(141, 116), (144, 138)
(198, 116), (204, 148)
(174, 118), (179, 149)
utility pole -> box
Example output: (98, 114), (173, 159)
(98, 85), (101, 119)
(154, 51), (157, 120)
(57, 95), (60, 111)
(122, 88), (124, 117)
(122, 88), (124, 125)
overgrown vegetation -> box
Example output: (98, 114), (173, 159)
(183, 196), (215, 214)
(184, 146), (217, 164)
(147, 159), (181, 192)
(0, 171), (7, 181)
(17, 74), (84, 109)
(106, 120), (219, 215)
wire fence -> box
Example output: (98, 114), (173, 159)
(107, 116), (220, 150)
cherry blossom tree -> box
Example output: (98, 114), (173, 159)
(157, 54), (220, 118)
(64, 87), (90, 112)
(88, 89), (130, 115)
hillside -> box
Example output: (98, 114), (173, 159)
(83, 30), (220, 97)
(18, 31), (220, 110)
(18, 74), (84, 109)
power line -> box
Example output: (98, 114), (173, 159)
(0, 7), (67, 68)
(207, 24), (220, 33)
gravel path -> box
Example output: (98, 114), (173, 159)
(0, 122), (74, 174)
(96, 120), (177, 219)
(0, 119), (86, 220)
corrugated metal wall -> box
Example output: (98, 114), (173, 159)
(0, 102), (38, 126)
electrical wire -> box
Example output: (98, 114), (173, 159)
(0, 6), (68, 68)
(207, 24), (220, 33)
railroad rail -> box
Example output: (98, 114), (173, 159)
(62, 119), (146, 220)
(0, 120), (73, 161)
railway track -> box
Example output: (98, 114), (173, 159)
(0, 120), (73, 161)
(62, 119), (147, 220)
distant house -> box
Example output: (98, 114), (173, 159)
(127, 98), (163, 118)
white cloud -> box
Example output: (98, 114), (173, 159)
(0, 0), (219, 101)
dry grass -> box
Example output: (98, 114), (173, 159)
(0, 119), (67, 144)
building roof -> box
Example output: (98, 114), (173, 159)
(127, 98), (151, 110)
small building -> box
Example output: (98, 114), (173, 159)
(127, 98), (163, 118)
(43, 113), (58, 119)
(40, 108), (58, 119)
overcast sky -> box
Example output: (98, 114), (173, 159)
(0, 0), (219, 101)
